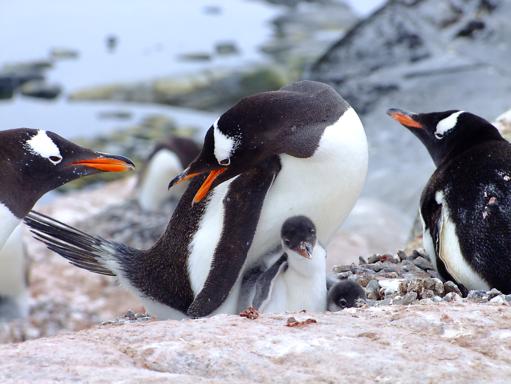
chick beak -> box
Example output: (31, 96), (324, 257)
(387, 108), (423, 129)
(70, 153), (135, 172)
(169, 167), (226, 204)
(294, 241), (313, 259)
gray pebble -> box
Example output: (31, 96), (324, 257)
(413, 256), (433, 271)
(401, 291), (418, 305)
(444, 281), (462, 296)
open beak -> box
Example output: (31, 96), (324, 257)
(294, 241), (313, 259)
(70, 153), (135, 172)
(387, 108), (422, 129)
(169, 167), (227, 204)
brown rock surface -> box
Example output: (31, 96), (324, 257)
(1, 304), (511, 383)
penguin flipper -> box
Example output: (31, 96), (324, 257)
(187, 156), (281, 318)
(252, 254), (288, 310)
(24, 210), (136, 277)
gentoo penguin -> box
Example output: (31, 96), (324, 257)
(0, 128), (134, 249)
(326, 280), (366, 311)
(388, 108), (511, 293)
(252, 216), (327, 313)
(0, 128), (133, 319)
(137, 136), (200, 211)
(25, 80), (368, 319)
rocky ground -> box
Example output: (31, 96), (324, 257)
(1, 303), (511, 383)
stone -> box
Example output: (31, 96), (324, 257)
(19, 80), (61, 99)
(413, 256), (433, 271)
(444, 281), (462, 296)
(1, 305), (511, 382)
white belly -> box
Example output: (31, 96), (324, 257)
(0, 203), (20, 250)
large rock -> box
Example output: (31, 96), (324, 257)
(308, 0), (511, 225)
(1, 303), (511, 382)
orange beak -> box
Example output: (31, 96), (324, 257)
(71, 155), (135, 172)
(387, 108), (422, 129)
(170, 168), (227, 204)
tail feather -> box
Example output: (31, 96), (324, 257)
(24, 211), (133, 277)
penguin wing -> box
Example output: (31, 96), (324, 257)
(252, 254), (288, 310)
(187, 156), (282, 318)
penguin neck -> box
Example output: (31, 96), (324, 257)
(285, 245), (325, 277)
(0, 202), (21, 250)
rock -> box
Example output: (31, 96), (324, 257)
(489, 295), (507, 305)
(444, 281), (463, 296)
(413, 256), (433, 271)
(1, 304), (511, 382)
(19, 80), (61, 99)
(70, 66), (289, 111)
(0, 60), (48, 99)
(178, 52), (212, 62)
(215, 42), (239, 56)
(443, 292), (462, 302)
(365, 279), (380, 300)
(401, 291), (418, 305)
(308, 0), (511, 229)
(49, 47), (79, 60)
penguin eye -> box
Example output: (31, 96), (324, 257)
(283, 238), (290, 246)
(434, 133), (444, 140)
(310, 228), (315, 234)
(49, 155), (62, 164)
(219, 158), (230, 166)
(338, 298), (348, 308)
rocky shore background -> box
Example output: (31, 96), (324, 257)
(2, 0), (511, 382)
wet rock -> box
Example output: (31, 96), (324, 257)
(70, 66), (289, 112)
(19, 80), (61, 99)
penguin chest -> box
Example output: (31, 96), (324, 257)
(249, 109), (368, 264)
(0, 203), (20, 250)
(424, 192), (490, 290)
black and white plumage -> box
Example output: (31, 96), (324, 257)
(0, 128), (134, 320)
(26, 81), (368, 319)
(326, 280), (366, 311)
(388, 108), (511, 293)
(251, 216), (327, 313)
(137, 136), (200, 211)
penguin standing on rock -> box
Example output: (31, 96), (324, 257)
(0, 128), (134, 319)
(251, 216), (327, 313)
(388, 108), (511, 293)
(137, 136), (200, 211)
(26, 81), (368, 319)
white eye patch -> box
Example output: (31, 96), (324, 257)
(25, 130), (63, 165)
(435, 111), (464, 139)
(213, 117), (238, 165)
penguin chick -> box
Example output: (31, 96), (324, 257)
(252, 216), (327, 313)
(327, 280), (366, 311)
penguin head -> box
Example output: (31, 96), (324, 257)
(280, 215), (317, 259)
(387, 108), (503, 165)
(327, 280), (366, 311)
(0, 128), (134, 217)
